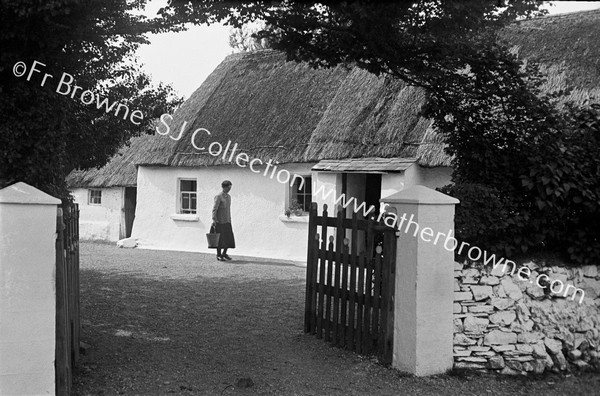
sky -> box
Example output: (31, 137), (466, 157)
(136, 1), (600, 99)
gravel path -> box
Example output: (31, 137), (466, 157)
(73, 242), (599, 395)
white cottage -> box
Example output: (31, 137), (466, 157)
(66, 136), (145, 241)
(126, 50), (452, 261)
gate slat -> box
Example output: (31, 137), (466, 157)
(324, 236), (334, 342)
(362, 218), (375, 353)
(333, 207), (344, 345)
(362, 253), (373, 354)
(339, 237), (349, 347)
(310, 231), (320, 334)
(316, 204), (329, 339)
(73, 204), (80, 364)
(304, 203), (318, 333)
(355, 252), (365, 354)
(372, 251), (382, 349)
(347, 211), (358, 350)
(381, 230), (396, 364)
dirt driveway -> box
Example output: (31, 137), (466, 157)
(73, 242), (599, 395)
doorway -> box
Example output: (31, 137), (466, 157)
(364, 173), (382, 218)
(124, 187), (137, 238)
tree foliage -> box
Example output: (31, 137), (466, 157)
(0, 0), (183, 197)
(229, 22), (273, 52)
(160, 0), (545, 84)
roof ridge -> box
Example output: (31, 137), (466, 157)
(516, 8), (600, 24)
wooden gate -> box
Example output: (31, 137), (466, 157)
(304, 203), (397, 364)
(55, 202), (80, 395)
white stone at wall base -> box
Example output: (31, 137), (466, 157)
(117, 237), (137, 248)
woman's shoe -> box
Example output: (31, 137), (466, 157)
(222, 254), (232, 261)
(216, 255), (223, 261)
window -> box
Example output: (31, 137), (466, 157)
(88, 189), (102, 205)
(179, 179), (197, 214)
(290, 176), (312, 212)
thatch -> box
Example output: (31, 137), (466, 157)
(501, 9), (600, 93)
(69, 9), (600, 187)
(66, 134), (148, 188)
(133, 50), (449, 169)
(302, 68), (445, 166)
(120, 51), (352, 171)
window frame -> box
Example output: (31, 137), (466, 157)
(178, 178), (197, 215)
(88, 189), (102, 205)
(289, 175), (312, 214)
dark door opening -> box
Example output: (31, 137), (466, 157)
(124, 187), (137, 238)
(364, 173), (382, 219)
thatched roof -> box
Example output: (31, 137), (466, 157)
(66, 134), (147, 188)
(130, 50), (449, 170)
(68, 9), (599, 188)
(500, 9), (600, 93)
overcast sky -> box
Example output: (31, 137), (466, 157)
(136, 1), (600, 99)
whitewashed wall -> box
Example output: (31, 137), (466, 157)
(381, 173), (408, 199)
(132, 163), (314, 262)
(311, 172), (339, 210)
(0, 182), (60, 395)
(411, 166), (453, 190)
(71, 187), (123, 241)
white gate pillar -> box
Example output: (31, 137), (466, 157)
(0, 182), (61, 395)
(381, 185), (459, 376)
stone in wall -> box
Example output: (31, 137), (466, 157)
(453, 259), (600, 375)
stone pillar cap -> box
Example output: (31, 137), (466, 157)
(381, 185), (459, 205)
(0, 182), (61, 205)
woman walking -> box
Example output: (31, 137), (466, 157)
(212, 180), (235, 261)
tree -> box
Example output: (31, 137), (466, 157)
(0, 0), (183, 197)
(229, 22), (273, 52)
(159, 0), (546, 85)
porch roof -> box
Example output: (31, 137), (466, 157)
(312, 157), (416, 173)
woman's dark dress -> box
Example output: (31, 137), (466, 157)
(212, 192), (235, 248)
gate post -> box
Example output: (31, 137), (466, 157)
(0, 182), (61, 394)
(381, 185), (459, 376)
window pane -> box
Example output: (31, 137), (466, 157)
(89, 189), (102, 204)
(180, 180), (196, 192)
(304, 177), (312, 194)
(191, 194), (197, 210)
(182, 194), (189, 209)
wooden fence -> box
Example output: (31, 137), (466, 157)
(304, 203), (397, 364)
(55, 202), (80, 395)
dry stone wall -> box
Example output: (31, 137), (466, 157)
(453, 260), (600, 374)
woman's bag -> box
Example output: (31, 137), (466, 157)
(206, 223), (220, 248)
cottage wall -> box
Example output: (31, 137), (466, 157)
(311, 172), (339, 210)
(71, 187), (124, 241)
(133, 164), (314, 262)
(381, 165), (452, 199)
(414, 166), (453, 189)
(381, 173), (407, 198)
